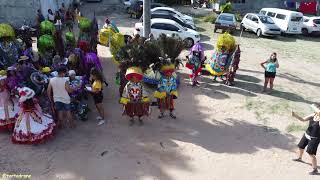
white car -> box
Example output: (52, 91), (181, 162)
(151, 7), (194, 26)
(302, 16), (320, 35)
(134, 19), (200, 48)
(241, 13), (281, 37)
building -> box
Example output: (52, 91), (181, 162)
(0, 0), (73, 27)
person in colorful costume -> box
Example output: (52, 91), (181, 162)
(154, 60), (178, 119)
(205, 32), (236, 81)
(120, 66), (150, 126)
(38, 34), (56, 67)
(78, 18), (91, 53)
(186, 42), (205, 86)
(0, 73), (18, 131)
(225, 44), (241, 86)
(0, 24), (21, 69)
(12, 87), (55, 144)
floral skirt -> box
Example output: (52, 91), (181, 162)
(0, 106), (19, 132)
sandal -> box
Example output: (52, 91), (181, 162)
(292, 158), (303, 163)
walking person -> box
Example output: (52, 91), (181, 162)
(87, 68), (105, 126)
(292, 104), (320, 175)
(47, 66), (75, 128)
(261, 52), (279, 94)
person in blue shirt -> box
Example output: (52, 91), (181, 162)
(261, 52), (279, 94)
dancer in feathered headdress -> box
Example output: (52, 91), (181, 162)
(0, 24), (20, 68)
(37, 34), (55, 66)
(153, 56), (178, 119)
(78, 17), (91, 53)
(118, 44), (152, 126)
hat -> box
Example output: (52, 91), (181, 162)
(68, 70), (76, 76)
(160, 64), (175, 75)
(125, 67), (143, 81)
(41, 67), (51, 73)
(7, 66), (16, 71)
(18, 56), (29, 62)
(18, 87), (35, 103)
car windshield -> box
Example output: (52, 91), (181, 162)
(219, 15), (234, 21)
(259, 16), (275, 24)
(291, 16), (303, 22)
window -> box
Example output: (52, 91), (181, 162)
(291, 16), (302, 22)
(251, 16), (259, 23)
(246, 14), (252, 20)
(151, 23), (166, 30)
(313, 19), (320, 24)
(219, 15), (234, 22)
(304, 18), (310, 22)
(163, 24), (179, 31)
(276, 14), (286, 20)
(267, 12), (276, 17)
(259, 16), (275, 24)
(260, 10), (267, 15)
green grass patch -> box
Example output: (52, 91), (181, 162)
(286, 123), (308, 133)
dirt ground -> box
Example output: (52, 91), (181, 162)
(1, 2), (320, 180)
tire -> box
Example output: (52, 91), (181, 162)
(256, 29), (262, 37)
(302, 28), (309, 36)
(184, 38), (194, 48)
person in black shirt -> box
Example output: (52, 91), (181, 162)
(292, 104), (320, 175)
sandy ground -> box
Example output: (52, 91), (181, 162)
(1, 1), (320, 180)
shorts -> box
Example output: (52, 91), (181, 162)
(93, 92), (103, 104)
(297, 134), (320, 155)
(265, 71), (276, 78)
(55, 102), (72, 111)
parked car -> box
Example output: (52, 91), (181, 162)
(302, 16), (320, 35)
(134, 19), (200, 48)
(151, 7), (194, 26)
(260, 8), (303, 35)
(140, 12), (196, 30)
(241, 13), (281, 37)
(214, 13), (237, 33)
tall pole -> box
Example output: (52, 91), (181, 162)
(143, 0), (151, 37)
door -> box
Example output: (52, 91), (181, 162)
(251, 15), (260, 32)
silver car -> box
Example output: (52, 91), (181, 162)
(241, 13), (281, 37)
(214, 13), (237, 33)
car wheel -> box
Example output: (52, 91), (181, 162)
(256, 29), (262, 37)
(184, 38), (194, 48)
(302, 28), (309, 36)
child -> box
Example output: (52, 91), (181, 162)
(154, 62), (178, 119)
(261, 52), (279, 93)
(12, 87), (55, 144)
(0, 74), (18, 131)
(120, 67), (150, 126)
(88, 68), (105, 125)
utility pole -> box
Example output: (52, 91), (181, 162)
(143, 0), (151, 37)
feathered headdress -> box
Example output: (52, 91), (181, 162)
(65, 32), (76, 45)
(158, 34), (184, 65)
(79, 17), (91, 31)
(40, 20), (55, 35)
(37, 34), (55, 55)
(216, 32), (236, 52)
(0, 24), (15, 38)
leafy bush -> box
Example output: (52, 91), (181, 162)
(235, 13), (243, 22)
(204, 13), (218, 23)
(220, 2), (232, 13)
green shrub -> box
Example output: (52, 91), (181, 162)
(235, 13), (243, 22)
(204, 13), (218, 23)
(220, 2), (232, 13)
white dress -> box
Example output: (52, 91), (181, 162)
(0, 90), (18, 131)
(12, 100), (56, 144)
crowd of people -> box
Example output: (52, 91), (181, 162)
(0, 2), (319, 176)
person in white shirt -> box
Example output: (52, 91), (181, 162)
(47, 66), (75, 128)
(47, 9), (55, 22)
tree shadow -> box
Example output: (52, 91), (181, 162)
(200, 34), (211, 41)
(197, 27), (207, 32)
(201, 42), (214, 51)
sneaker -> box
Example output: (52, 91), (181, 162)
(96, 116), (103, 121)
(158, 113), (164, 119)
(98, 120), (105, 126)
(292, 158), (303, 163)
(309, 168), (318, 175)
(138, 119), (144, 126)
(169, 113), (176, 119)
